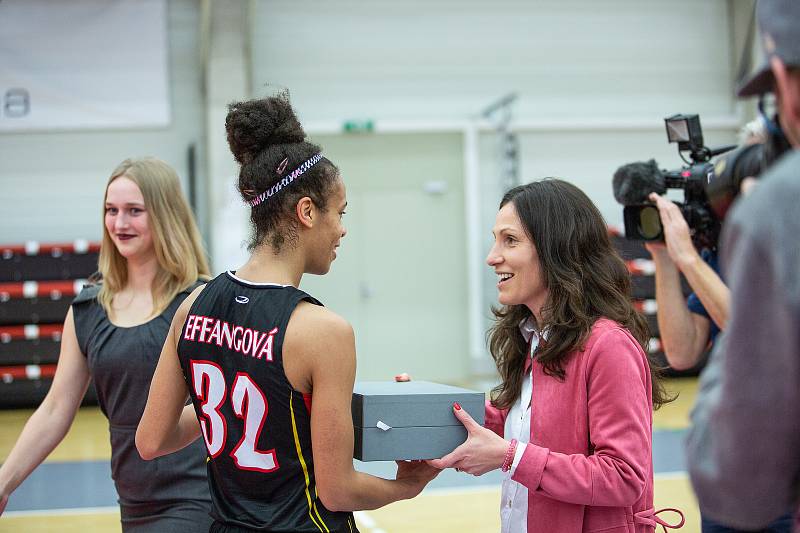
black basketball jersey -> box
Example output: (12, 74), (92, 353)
(177, 271), (358, 533)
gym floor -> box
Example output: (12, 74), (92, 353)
(0, 378), (699, 533)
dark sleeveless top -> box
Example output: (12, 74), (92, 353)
(177, 271), (358, 533)
(72, 281), (212, 514)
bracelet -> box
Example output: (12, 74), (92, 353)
(501, 439), (518, 472)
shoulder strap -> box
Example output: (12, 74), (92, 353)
(164, 279), (209, 319)
(292, 287), (323, 308)
(72, 282), (101, 305)
(183, 278), (207, 294)
(70, 283), (103, 355)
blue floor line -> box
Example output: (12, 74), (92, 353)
(6, 429), (687, 512)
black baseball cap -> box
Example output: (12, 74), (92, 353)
(737, 0), (800, 97)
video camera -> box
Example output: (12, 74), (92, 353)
(612, 114), (779, 250)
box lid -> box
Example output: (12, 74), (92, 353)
(352, 380), (485, 429)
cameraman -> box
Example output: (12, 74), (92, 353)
(687, 0), (800, 530)
(645, 118), (768, 372)
(645, 193), (728, 371)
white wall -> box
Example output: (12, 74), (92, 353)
(298, 133), (469, 383)
(0, 0), (756, 382)
(245, 0), (749, 380)
(252, 0), (737, 121)
(0, 0), (206, 244)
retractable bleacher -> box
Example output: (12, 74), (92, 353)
(0, 241), (100, 408)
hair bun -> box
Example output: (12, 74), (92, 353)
(225, 93), (306, 165)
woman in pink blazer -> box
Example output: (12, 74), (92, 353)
(430, 179), (683, 532)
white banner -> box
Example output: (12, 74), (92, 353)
(0, 0), (170, 131)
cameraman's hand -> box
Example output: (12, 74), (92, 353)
(648, 193), (701, 271)
(740, 177), (758, 196)
(644, 240), (670, 261)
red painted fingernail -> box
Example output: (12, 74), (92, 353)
(454, 402), (462, 411)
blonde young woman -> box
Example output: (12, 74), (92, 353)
(0, 158), (213, 531)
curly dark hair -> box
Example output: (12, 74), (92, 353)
(488, 178), (672, 410)
(226, 92), (340, 251)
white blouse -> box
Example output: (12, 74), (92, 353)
(500, 318), (542, 533)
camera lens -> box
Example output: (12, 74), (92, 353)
(638, 206), (662, 240)
(707, 143), (763, 219)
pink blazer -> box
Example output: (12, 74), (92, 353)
(485, 318), (677, 532)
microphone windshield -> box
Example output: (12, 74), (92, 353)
(612, 159), (666, 205)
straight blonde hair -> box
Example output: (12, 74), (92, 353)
(97, 158), (210, 317)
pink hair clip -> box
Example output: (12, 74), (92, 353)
(276, 157), (289, 175)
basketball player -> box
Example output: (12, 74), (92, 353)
(136, 93), (439, 532)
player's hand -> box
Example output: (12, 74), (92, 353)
(395, 460), (440, 499)
(427, 403), (508, 476)
(394, 373), (411, 382)
(648, 193), (700, 270)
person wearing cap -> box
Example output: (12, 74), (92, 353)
(687, 0), (800, 530)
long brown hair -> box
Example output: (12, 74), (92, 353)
(488, 179), (670, 410)
(98, 158), (211, 317)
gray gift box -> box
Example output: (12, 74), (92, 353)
(352, 381), (485, 461)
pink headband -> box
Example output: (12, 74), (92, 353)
(248, 153), (323, 207)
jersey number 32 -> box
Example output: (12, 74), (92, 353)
(190, 360), (279, 473)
